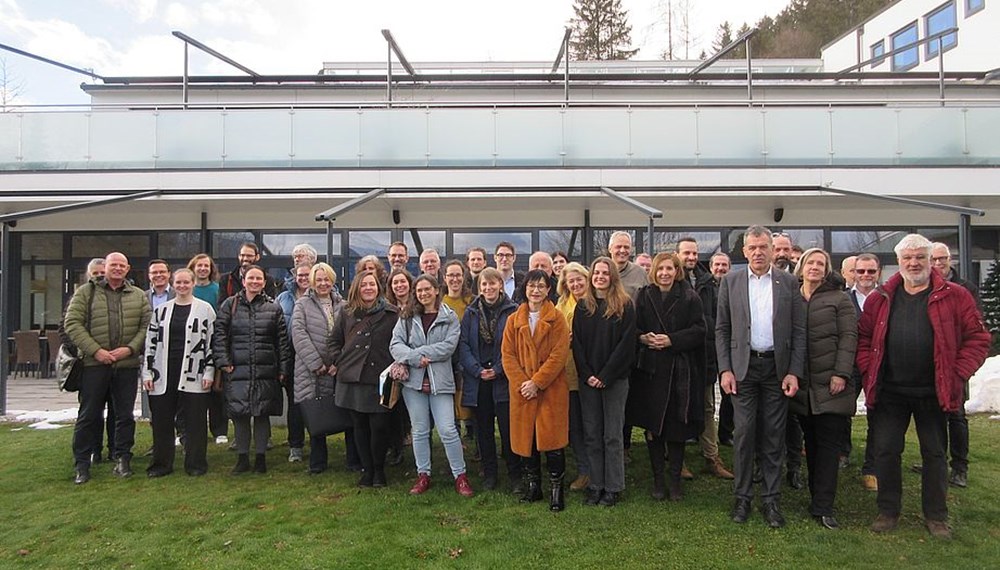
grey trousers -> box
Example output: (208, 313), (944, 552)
(732, 356), (787, 503)
(233, 415), (270, 455)
(579, 378), (629, 493)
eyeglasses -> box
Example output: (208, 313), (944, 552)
(526, 282), (549, 291)
(495, 253), (514, 259)
(855, 269), (878, 275)
(295, 274), (311, 279)
(771, 232), (790, 238)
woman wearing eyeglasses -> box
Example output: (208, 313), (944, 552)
(791, 248), (858, 530)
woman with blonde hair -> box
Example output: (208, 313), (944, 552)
(571, 256), (637, 507)
(555, 262), (592, 492)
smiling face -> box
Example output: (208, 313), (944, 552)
(655, 258), (678, 290)
(494, 246), (514, 273)
(388, 245), (408, 271)
(552, 255), (568, 276)
(414, 279), (439, 311)
(931, 244), (952, 277)
(148, 262), (170, 291)
(172, 270), (194, 297)
(479, 276), (501, 303)
(608, 235), (632, 269)
(710, 255), (731, 280)
(467, 250), (486, 273)
(419, 251), (441, 276)
(743, 233), (773, 276)
(237, 246), (259, 269)
(565, 270), (588, 299)
(294, 266), (311, 293)
(359, 274), (379, 305)
(390, 273), (410, 302)
(898, 247), (931, 288)
(772, 235), (793, 262)
(801, 251), (827, 286)
(854, 259), (880, 293)
(525, 277), (550, 309)
(444, 264), (465, 296)
(104, 253), (130, 287)
(313, 268), (334, 297)
(193, 258), (212, 281)
(591, 261), (612, 292)
(243, 267), (266, 296)
(677, 241), (699, 271)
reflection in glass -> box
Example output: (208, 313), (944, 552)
(72, 235), (150, 259)
(158, 232), (202, 259)
(348, 231), (392, 257)
(540, 229), (582, 258)
(831, 230), (906, 254)
(20, 233), (62, 261)
(453, 232), (532, 258)
(262, 233), (340, 257)
(212, 232), (256, 261)
(404, 230), (447, 257)
(21, 264), (63, 329)
(653, 231), (722, 255)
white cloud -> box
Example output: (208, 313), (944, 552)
(101, 0), (159, 23)
(164, 2), (196, 29)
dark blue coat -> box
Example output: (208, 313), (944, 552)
(459, 295), (517, 407)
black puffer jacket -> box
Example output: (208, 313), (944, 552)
(791, 273), (858, 417)
(213, 291), (292, 417)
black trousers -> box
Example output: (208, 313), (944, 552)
(948, 405), (969, 474)
(72, 366), (138, 467)
(283, 379), (305, 449)
(208, 388), (229, 438)
(718, 389), (735, 443)
(350, 410), (391, 473)
(149, 378), (210, 474)
(785, 413), (803, 472)
(800, 413), (848, 517)
(870, 392), (949, 521)
(732, 356), (787, 503)
(82, 385), (116, 457)
(474, 387), (519, 480)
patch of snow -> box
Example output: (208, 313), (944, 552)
(967, 355), (1000, 414)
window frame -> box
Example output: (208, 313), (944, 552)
(870, 40), (886, 69)
(890, 20), (920, 71)
(924, 1), (959, 60)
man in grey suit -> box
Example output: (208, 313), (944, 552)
(716, 225), (806, 528)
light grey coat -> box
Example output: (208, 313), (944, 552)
(389, 303), (461, 395)
(290, 290), (343, 404)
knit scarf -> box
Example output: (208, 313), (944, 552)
(477, 293), (506, 345)
(354, 296), (387, 319)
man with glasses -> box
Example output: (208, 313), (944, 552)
(222, 242), (279, 300)
(848, 253), (881, 491)
(915, 243), (983, 489)
(387, 242), (409, 272)
(283, 244), (318, 298)
(419, 248), (443, 281)
(859, 234), (988, 539)
(494, 242), (524, 299)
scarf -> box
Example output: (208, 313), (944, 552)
(354, 296), (387, 319)
(477, 293), (506, 345)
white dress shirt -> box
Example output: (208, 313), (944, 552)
(748, 268), (775, 352)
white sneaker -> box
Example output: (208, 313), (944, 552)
(215, 435), (229, 445)
(174, 437), (182, 447)
(288, 447), (304, 463)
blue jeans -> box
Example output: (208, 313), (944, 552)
(401, 387), (466, 479)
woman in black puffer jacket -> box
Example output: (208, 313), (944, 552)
(791, 248), (857, 530)
(213, 265), (292, 475)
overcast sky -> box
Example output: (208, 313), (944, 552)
(0, 0), (791, 105)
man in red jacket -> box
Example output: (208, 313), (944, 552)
(857, 234), (989, 540)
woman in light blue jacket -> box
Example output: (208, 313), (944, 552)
(390, 274), (473, 497)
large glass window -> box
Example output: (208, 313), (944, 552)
(453, 232), (532, 259)
(212, 231), (256, 261)
(20, 264), (63, 329)
(403, 230), (447, 259)
(870, 40), (886, 69)
(262, 232), (340, 258)
(348, 231), (391, 257)
(540, 229), (583, 258)
(653, 231), (722, 256)
(72, 234), (150, 259)
(20, 233), (62, 260)
(831, 230), (907, 254)
(157, 231), (202, 260)
(891, 21), (920, 71)
(591, 229), (637, 258)
(925, 1), (958, 59)
(966, 0), (985, 17)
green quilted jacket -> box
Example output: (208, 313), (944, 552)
(63, 279), (152, 368)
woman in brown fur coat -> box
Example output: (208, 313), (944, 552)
(502, 270), (571, 511)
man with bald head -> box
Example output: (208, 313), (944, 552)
(608, 231), (647, 297)
(841, 256), (857, 289)
(64, 252), (152, 484)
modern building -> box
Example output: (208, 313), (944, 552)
(1, 51), (998, 378)
(822, 0), (996, 72)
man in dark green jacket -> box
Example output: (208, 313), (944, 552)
(64, 252), (151, 484)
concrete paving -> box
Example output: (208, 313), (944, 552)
(3, 374), (80, 415)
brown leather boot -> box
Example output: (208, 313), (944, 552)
(706, 457), (735, 480)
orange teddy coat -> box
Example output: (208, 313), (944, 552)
(502, 300), (571, 456)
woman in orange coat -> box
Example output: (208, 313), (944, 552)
(502, 270), (571, 511)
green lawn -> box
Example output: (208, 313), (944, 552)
(1, 416), (998, 569)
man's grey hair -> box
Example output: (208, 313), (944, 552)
(86, 257), (105, 275)
(710, 252), (731, 263)
(856, 253), (880, 267)
(745, 225), (773, 242)
(420, 248), (441, 260)
(529, 251), (553, 264)
(931, 242), (951, 257)
(292, 243), (318, 263)
(893, 234), (933, 257)
(607, 231), (633, 249)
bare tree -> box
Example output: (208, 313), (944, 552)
(0, 56), (25, 109)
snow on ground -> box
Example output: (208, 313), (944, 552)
(9, 408), (77, 430)
(967, 355), (1000, 414)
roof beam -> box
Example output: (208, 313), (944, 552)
(172, 31), (260, 77)
(381, 30), (417, 76)
(314, 188), (387, 222)
(0, 41), (104, 81)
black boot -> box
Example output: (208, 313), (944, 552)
(647, 439), (666, 501)
(113, 456), (133, 478)
(549, 473), (565, 512)
(520, 467), (542, 503)
(254, 453), (267, 474)
(667, 442), (684, 501)
(232, 453), (250, 474)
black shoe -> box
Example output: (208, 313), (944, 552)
(731, 499), (751, 523)
(549, 475), (565, 512)
(346, 463), (363, 473)
(74, 466), (91, 485)
(232, 454), (250, 475)
(91, 452), (104, 465)
(761, 502), (786, 529)
(483, 474), (498, 491)
(520, 475), (543, 503)
(584, 488), (602, 506)
(815, 515), (840, 530)
(308, 467), (327, 476)
(786, 470), (804, 490)
(598, 491), (619, 507)
(719, 437), (734, 447)
(113, 456), (133, 478)
(949, 470), (968, 488)
(357, 470), (374, 488)
(146, 467), (172, 478)
(838, 455), (851, 470)
(387, 447), (404, 467)
(186, 469), (207, 477)
(372, 469), (387, 488)
(253, 454), (267, 474)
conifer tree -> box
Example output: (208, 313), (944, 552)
(569, 0), (639, 61)
(979, 257), (1000, 353)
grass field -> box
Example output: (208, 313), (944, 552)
(1, 415), (997, 569)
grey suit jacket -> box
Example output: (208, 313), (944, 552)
(715, 267), (806, 382)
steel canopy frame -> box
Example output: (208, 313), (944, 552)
(315, 188), (387, 264)
(0, 190), (163, 415)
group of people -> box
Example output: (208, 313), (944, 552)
(62, 227), (988, 537)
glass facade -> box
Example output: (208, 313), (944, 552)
(891, 22), (920, 71)
(925, 1), (958, 59)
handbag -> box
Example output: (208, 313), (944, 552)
(56, 344), (84, 392)
(299, 378), (353, 437)
(378, 364), (403, 409)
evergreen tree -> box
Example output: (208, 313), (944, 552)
(569, 0), (639, 61)
(980, 257), (1000, 354)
